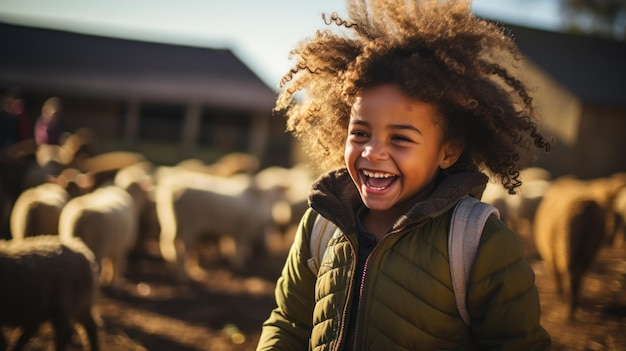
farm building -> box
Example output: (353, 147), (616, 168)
(1, 20), (625, 176)
(0, 21), (291, 167)
(504, 23), (626, 179)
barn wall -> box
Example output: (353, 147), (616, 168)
(520, 60), (582, 177)
(574, 105), (626, 179)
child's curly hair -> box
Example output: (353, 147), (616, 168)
(276, 0), (551, 194)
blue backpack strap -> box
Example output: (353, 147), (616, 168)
(448, 197), (500, 326)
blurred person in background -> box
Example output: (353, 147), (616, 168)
(0, 87), (31, 151)
(34, 96), (63, 145)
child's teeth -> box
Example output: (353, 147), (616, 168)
(364, 170), (393, 178)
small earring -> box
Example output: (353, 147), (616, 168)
(441, 162), (447, 169)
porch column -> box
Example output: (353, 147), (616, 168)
(123, 99), (140, 147)
(249, 112), (269, 162)
(180, 103), (202, 156)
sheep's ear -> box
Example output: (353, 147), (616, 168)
(75, 173), (95, 193)
(138, 175), (154, 192)
(44, 174), (60, 185)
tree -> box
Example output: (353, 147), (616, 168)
(560, 0), (626, 40)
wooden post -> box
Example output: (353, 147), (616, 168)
(249, 112), (269, 162)
(123, 99), (140, 147)
(180, 103), (202, 157)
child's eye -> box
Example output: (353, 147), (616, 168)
(391, 135), (413, 143)
(350, 130), (368, 138)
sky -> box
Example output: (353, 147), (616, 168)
(0, 0), (563, 90)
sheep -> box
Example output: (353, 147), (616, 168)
(481, 167), (552, 236)
(253, 164), (316, 239)
(58, 184), (137, 289)
(0, 235), (100, 351)
(1, 140), (39, 238)
(77, 150), (146, 189)
(9, 183), (69, 240)
(611, 185), (626, 249)
(481, 179), (510, 226)
(585, 173), (626, 246)
(60, 127), (99, 167)
(56, 160), (151, 289)
(533, 176), (606, 319)
(35, 143), (72, 177)
(503, 177), (552, 237)
(50, 167), (96, 198)
(209, 152), (260, 176)
(113, 160), (155, 254)
(175, 152), (260, 177)
(9, 167), (95, 241)
(156, 170), (282, 280)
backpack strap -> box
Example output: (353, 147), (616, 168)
(307, 214), (337, 275)
(448, 196), (500, 326)
(306, 197), (499, 326)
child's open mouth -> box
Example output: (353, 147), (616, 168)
(361, 169), (398, 190)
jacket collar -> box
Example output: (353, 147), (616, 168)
(309, 167), (489, 233)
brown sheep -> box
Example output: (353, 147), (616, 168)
(586, 173), (626, 246)
(612, 186), (626, 249)
(0, 235), (100, 351)
(533, 177), (606, 319)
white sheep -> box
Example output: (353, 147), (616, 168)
(175, 153), (260, 178)
(156, 170), (281, 280)
(254, 164), (316, 238)
(114, 161), (155, 252)
(77, 150), (146, 189)
(481, 167), (552, 236)
(504, 178), (551, 236)
(58, 184), (137, 289)
(0, 235), (100, 351)
(9, 182), (69, 240)
(55, 161), (152, 289)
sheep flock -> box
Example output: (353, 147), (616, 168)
(0, 130), (315, 350)
(1, 129), (625, 349)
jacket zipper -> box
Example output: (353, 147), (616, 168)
(351, 254), (371, 351)
(351, 230), (402, 351)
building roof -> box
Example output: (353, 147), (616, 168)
(505, 23), (626, 107)
(0, 22), (277, 112)
(3, 20), (624, 110)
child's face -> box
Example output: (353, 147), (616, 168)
(344, 84), (457, 213)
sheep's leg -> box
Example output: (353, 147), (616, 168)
(568, 274), (581, 320)
(12, 323), (39, 351)
(51, 319), (73, 351)
(109, 252), (127, 290)
(0, 329), (7, 351)
(171, 237), (191, 280)
(98, 258), (114, 287)
(78, 312), (100, 351)
(551, 260), (565, 296)
(231, 236), (251, 272)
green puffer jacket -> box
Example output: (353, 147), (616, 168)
(257, 168), (551, 351)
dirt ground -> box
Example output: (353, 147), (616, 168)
(3, 229), (626, 351)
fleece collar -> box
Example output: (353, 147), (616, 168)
(308, 168), (489, 233)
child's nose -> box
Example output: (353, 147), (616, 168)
(361, 141), (388, 160)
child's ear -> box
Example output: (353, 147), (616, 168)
(440, 139), (464, 169)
